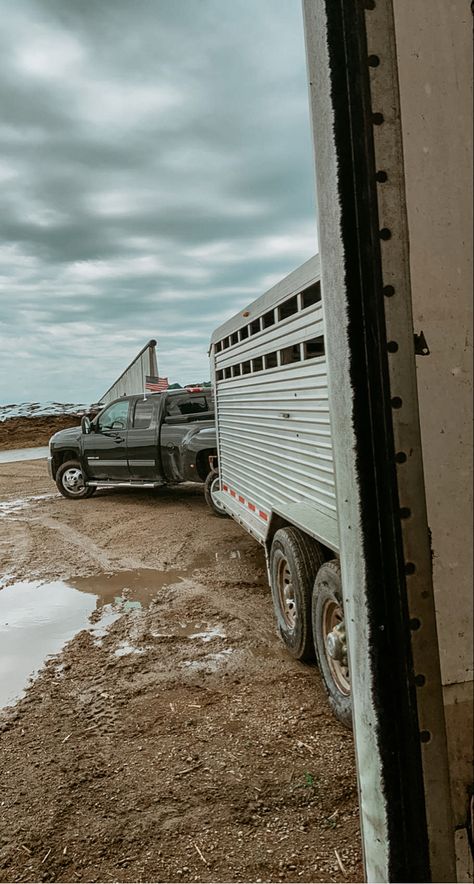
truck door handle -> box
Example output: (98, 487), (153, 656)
(114, 436), (124, 443)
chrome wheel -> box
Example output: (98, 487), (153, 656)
(276, 554), (297, 630)
(62, 467), (86, 496)
(322, 599), (350, 696)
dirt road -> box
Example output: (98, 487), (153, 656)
(0, 460), (362, 883)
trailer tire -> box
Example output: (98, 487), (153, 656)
(204, 470), (229, 518)
(270, 527), (324, 662)
(312, 560), (352, 728)
(56, 460), (95, 500)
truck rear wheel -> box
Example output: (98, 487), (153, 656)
(204, 470), (229, 518)
(56, 460), (95, 500)
(269, 527), (324, 662)
(312, 560), (352, 728)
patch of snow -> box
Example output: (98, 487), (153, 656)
(187, 625), (226, 642)
(181, 648), (234, 673)
(114, 641), (146, 658)
(0, 401), (102, 422)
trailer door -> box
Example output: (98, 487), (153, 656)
(303, 1), (460, 880)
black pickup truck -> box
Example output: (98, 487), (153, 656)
(48, 388), (218, 500)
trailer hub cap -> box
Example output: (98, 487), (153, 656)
(327, 622), (346, 662)
(322, 600), (350, 696)
(276, 557), (297, 629)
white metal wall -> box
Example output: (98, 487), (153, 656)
(213, 280), (339, 551)
(394, 2), (473, 867)
(100, 341), (158, 405)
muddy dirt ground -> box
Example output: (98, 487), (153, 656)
(0, 460), (362, 883)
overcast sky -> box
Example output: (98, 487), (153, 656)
(0, 0), (317, 405)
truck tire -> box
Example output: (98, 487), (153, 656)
(55, 460), (96, 500)
(270, 527), (324, 662)
(204, 470), (229, 518)
(312, 560), (352, 728)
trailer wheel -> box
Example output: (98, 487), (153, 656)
(269, 527), (324, 662)
(312, 560), (352, 728)
(204, 470), (229, 518)
(56, 460), (95, 500)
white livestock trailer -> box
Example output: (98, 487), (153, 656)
(207, 254), (351, 724)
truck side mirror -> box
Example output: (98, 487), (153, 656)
(81, 415), (92, 434)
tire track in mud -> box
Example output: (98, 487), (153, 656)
(33, 513), (153, 572)
(0, 518), (35, 581)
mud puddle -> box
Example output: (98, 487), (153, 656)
(0, 492), (57, 517)
(0, 552), (245, 709)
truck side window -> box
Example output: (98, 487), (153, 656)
(166, 395), (208, 416)
(133, 399), (154, 429)
(97, 400), (129, 431)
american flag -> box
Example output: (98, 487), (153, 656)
(145, 375), (169, 392)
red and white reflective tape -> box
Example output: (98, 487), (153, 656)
(222, 483), (269, 522)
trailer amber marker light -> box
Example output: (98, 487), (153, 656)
(222, 483), (269, 523)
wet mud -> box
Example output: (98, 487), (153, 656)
(0, 460), (362, 883)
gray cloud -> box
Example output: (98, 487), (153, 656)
(0, 0), (317, 403)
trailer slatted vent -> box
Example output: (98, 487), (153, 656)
(278, 295), (298, 321)
(215, 278), (322, 353)
(262, 309), (276, 329)
(265, 351), (278, 369)
(252, 356), (264, 372)
(302, 282), (321, 309)
(281, 344), (302, 365)
(242, 360), (251, 375)
(304, 336), (325, 359)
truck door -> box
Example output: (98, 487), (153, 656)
(83, 399), (130, 480)
(127, 397), (163, 481)
(160, 392), (212, 482)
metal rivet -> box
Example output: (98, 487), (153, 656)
(395, 451), (407, 463)
(420, 730), (431, 743)
(368, 54), (380, 67)
(415, 674), (426, 687)
(405, 562), (416, 575)
(410, 617), (421, 630)
(372, 112), (384, 125)
(376, 170), (388, 182)
(391, 396), (403, 409)
(383, 284), (395, 297)
(387, 341), (399, 352)
(380, 227), (392, 240)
